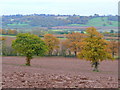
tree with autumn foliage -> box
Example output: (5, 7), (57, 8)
(63, 32), (85, 57)
(7, 29), (18, 35)
(0, 37), (6, 55)
(62, 40), (72, 56)
(44, 34), (60, 56)
(0, 29), (7, 35)
(77, 27), (114, 72)
(0, 29), (18, 35)
(108, 40), (118, 58)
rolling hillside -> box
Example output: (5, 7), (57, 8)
(2, 14), (118, 29)
(68, 17), (118, 27)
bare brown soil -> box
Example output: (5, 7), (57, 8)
(2, 56), (118, 88)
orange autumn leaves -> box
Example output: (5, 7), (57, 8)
(77, 27), (114, 62)
(63, 32), (85, 56)
(44, 33), (86, 56)
(108, 40), (118, 58)
(44, 34), (60, 56)
(1, 27), (117, 59)
(0, 29), (18, 35)
(43, 27), (118, 59)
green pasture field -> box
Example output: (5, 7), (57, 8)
(0, 34), (16, 37)
(57, 37), (66, 39)
(7, 23), (28, 26)
(68, 17), (118, 27)
(50, 29), (70, 31)
(87, 17), (118, 27)
(51, 29), (63, 31)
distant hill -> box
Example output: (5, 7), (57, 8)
(2, 14), (118, 29)
(68, 17), (118, 27)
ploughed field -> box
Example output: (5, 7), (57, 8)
(2, 56), (118, 88)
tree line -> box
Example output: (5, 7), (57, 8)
(0, 29), (18, 35)
(1, 27), (118, 71)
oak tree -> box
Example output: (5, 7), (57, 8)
(12, 33), (48, 66)
(77, 27), (113, 72)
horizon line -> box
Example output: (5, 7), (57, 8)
(1, 13), (118, 16)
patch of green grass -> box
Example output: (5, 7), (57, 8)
(68, 17), (118, 27)
(87, 17), (118, 27)
(50, 29), (70, 31)
(57, 37), (66, 39)
(0, 34), (16, 37)
(20, 64), (28, 66)
(68, 24), (87, 26)
(114, 56), (120, 59)
(51, 29), (63, 31)
(7, 23), (28, 26)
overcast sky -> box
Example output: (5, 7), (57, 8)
(0, 0), (119, 15)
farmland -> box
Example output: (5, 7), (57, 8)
(1, 14), (119, 89)
(2, 56), (118, 88)
(1, 29), (119, 88)
(2, 14), (118, 29)
(68, 17), (118, 27)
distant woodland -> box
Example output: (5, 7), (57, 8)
(2, 14), (118, 29)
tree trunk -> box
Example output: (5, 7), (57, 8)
(112, 51), (115, 58)
(74, 51), (77, 57)
(93, 62), (99, 72)
(68, 50), (71, 56)
(55, 50), (59, 56)
(49, 50), (52, 56)
(26, 57), (31, 66)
